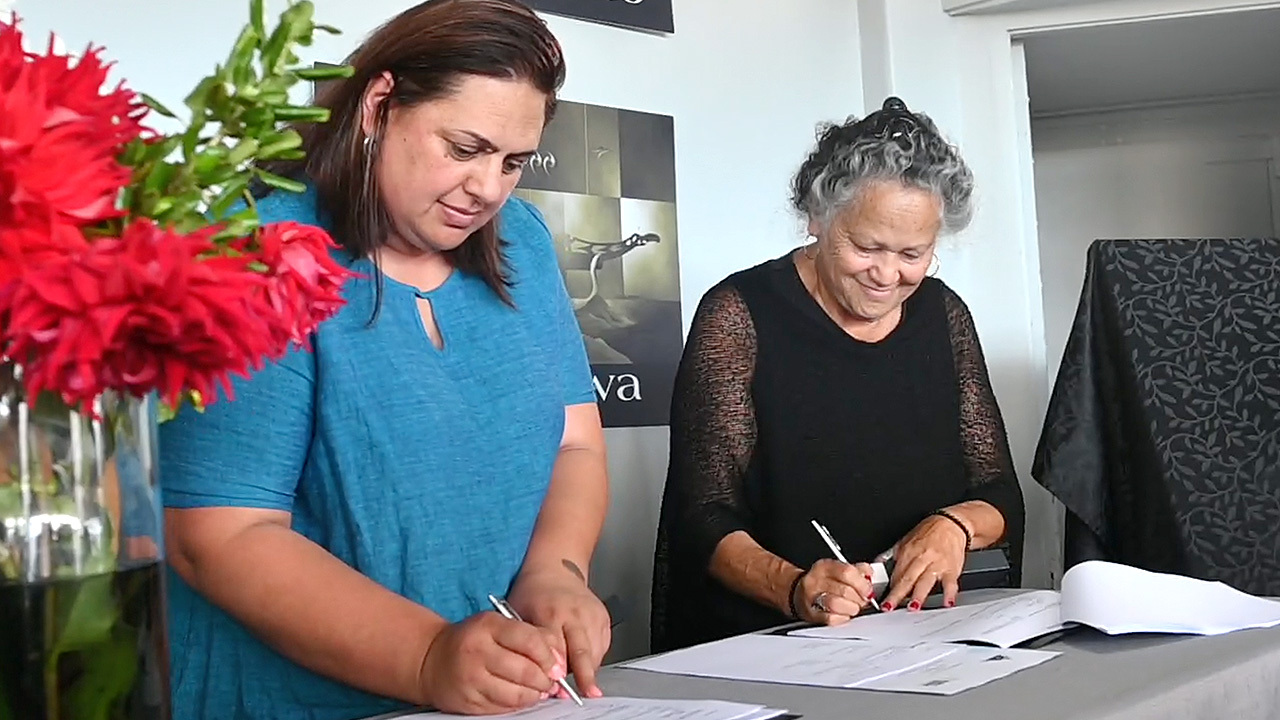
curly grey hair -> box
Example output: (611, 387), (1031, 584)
(790, 98), (975, 236)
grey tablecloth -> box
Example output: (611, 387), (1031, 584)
(366, 624), (1280, 720)
(602, 627), (1280, 720)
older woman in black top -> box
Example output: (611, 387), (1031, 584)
(651, 98), (1025, 652)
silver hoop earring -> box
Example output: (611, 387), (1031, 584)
(927, 255), (941, 277)
(363, 134), (376, 155)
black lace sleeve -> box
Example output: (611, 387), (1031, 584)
(664, 282), (758, 565)
(651, 283), (757, 648)
(942, 286), (1026, 582)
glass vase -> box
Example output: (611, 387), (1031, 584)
(0, 363), (171, 720)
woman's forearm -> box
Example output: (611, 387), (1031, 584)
(169, 514), (446, 706)
(709, 531), (803, 616)
(944, 500), (1007, 548)
(520, 445), (609, 582)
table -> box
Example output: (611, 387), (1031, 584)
(604, 627), (1280, 720)
(368, 624), (1280, 720)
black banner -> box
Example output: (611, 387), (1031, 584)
(514, 100), (683, 428)
(523, 0), (674, 34)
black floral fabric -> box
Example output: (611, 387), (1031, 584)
(1033, 238), (1280, 594)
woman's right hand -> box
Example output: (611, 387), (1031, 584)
(792, 559), (876, 625)
(418, 611), (567, 715)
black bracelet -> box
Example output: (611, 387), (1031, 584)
(787, 570), (807, 619)
(931, 508), (973, 552)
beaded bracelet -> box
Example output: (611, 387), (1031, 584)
(931, 508), (973, 552)
(787, 570), (807, 619)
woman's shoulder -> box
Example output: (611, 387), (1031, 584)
(713, 251), (795, 298)
(497, 196), (561, 281)
(919, 277), (971, 317)
(253, 186), (325, 227)
(687, 253), (798, 336)
(499, 195), (548, 237)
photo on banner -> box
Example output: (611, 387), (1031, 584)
(521, 0), (675, 34)
(515, 100), (683, 428)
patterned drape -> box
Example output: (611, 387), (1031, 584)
(1033, 238), (1280, 595)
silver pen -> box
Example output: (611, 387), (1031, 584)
(810, 519), (882, 612)
(487, 594), (584, 707)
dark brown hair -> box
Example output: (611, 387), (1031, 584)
(271, 0), (566, 304)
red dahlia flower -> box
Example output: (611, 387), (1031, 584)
(0, 219), (278, 412)
(0, 19), (144, 232)
(245, 221), (355, 349)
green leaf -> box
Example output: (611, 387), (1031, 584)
(226, 25), (261, 87)
(250, 0), (266, 38)
(262, 1), (315, 75)
(54, 575), (118, 653)
(142, 162), (177, 196)
(258, 129), (302, 158)
(219, 215), (261, 240)
(150, 197), (175, 217)
(184, 75), (218, 118)
(274, 106), (329, 122)
(294, 64), (354, 81)
(140, 93), (178, 119)
(208, 176), (252, 219)
(225, 138), (260, 166)
(256, 90), (291, 106)
(118, 138), (150, 167)
(192, 144), (229, 176)
(256, 169), (306, 193)
(64, 633), (138, 720)
(258, 74), (295, 94)
(242, 106), (276, 132)
(205, 164), (242, 187)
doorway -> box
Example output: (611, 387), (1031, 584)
(1021, 7), (1280, 384)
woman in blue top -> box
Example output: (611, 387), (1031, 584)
(158, 2), (611, 719)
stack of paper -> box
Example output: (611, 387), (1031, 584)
(400, 697), (789, 720)
(793, 560), (1280, 648)
(624, 634), (1057, 696)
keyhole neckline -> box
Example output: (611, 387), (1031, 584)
(369, 259), (459, 300)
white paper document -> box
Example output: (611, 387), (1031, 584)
(397, 697), (787, 720)
(627, 634), (953, 687)
(1058, 560), (1280, 635)
(792, 589), (1066, 648)
(625, 634), (1057, 695)
(854, 645), (1058, 696)
(794, 560), (1280, 648)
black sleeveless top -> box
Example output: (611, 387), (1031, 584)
(651, 252), (1024, 652)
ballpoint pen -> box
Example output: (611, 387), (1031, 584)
(810, 519), (882, 612)
(487, 594), (585, 707)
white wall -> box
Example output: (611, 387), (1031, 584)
(859, 0), (1280, 590)
(1033, 97), (1280, 383)
(21, 0), (863, 662)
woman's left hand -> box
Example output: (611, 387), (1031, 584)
(508, 568), (611, 700)
(880, 513), (970, 613)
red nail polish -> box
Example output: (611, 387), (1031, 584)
(945, 599), (956, 608)
(865, 574), (872, 581)
(882, 602), (894, 612)
(909, 600), (921, 611)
